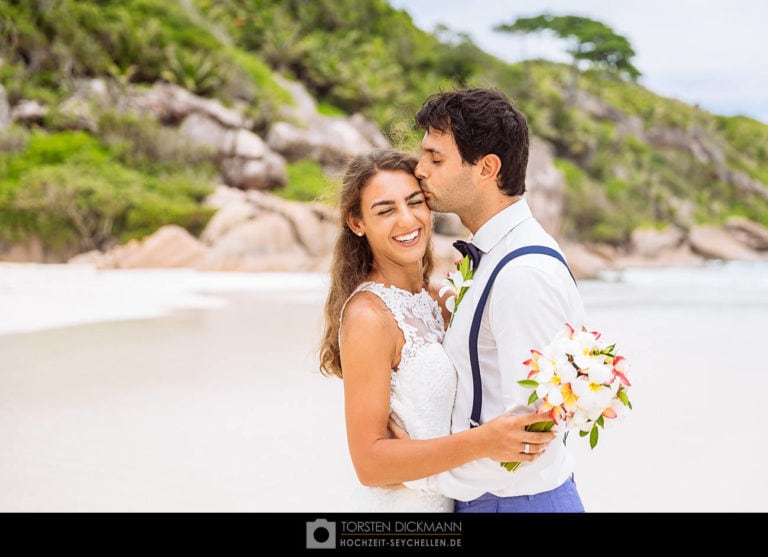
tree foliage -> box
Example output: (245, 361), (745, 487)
(494, 13), (641, 81)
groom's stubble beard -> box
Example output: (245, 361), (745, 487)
(420, 184), (445, 214)
(422, 186), (466, 217)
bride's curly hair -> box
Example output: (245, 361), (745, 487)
(319, 149), (434, 378)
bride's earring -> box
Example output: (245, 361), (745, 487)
(356, 231), (364, 237)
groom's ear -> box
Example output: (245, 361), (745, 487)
(478, 154), (502, 181)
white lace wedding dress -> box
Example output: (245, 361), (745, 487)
(341, 282), (457, 512)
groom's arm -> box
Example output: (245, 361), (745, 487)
(405, 264), (582, 500)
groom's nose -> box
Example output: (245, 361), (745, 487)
(414, 158), (427, 180)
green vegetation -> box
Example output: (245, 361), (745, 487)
(0, 0), (767, 254)
(189, 0), (486, 132)
(0, 130), (215, 253)
(280, 160), (333, 203)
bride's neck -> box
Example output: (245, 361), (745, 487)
(369, 261), (424, 294)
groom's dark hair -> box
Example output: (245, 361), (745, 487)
(416, 87), (529, 197)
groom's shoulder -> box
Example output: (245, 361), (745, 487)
(492, 228), (573, 285)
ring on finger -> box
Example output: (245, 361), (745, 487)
(523, 443), (530, 454)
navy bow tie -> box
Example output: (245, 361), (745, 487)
(453, 240), (483, 270)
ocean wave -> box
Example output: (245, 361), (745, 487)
(2, 260), (766, 336)
(0, 263), (330, 336)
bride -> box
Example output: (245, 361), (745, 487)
(319, 149), (554, 512)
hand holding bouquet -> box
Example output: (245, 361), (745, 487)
(501, 323), (633, 472)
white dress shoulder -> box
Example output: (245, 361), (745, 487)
(340, 281), (457, 512)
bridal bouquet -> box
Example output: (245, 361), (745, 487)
(501, 323), (633, 472)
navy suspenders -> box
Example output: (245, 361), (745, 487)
(468, 245), (576, 428)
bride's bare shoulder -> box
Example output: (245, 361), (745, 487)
(341, 290), (391, 329)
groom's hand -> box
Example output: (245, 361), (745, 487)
(482, 411), (556, 463)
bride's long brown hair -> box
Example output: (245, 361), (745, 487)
(318, 149), (434, 378)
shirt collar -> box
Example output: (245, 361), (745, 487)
(470, 198), (533, 254)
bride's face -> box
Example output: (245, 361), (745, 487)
(351, 169), (432, 266)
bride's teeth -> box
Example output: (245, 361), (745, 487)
(395, 230), (418, 242)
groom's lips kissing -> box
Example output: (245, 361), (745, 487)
(393, 228), (422, 246)
(419, 181), (431, 199)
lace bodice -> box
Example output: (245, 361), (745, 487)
(340, 282), (457, 512)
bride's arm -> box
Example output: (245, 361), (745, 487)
(340, 293), (553, 487)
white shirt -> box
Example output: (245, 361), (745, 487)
(404, 198), (586, 501)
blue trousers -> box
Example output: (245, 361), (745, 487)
(454, 475), (584, 513)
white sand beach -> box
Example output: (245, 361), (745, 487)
(1, 262), (766, 512)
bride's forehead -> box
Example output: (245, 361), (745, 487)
(363, 171), (420, 198)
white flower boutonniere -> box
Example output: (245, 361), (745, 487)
(439, 255), (474, 328)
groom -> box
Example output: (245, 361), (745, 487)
(405, 88), (587, 512)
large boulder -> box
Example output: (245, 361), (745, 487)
(179, 113), (287, 190)
(124, 82), (251, 128)
(201, 213), (313, 272)
(266, 118), (385, 172)
(219, 152), (287, 190)
(266, 76), (389, 173)
(70, 225), (210, 269)
(200, 202), (258, 246)
(525, 137), (566, 238)
(630, 226), (685, 258)
(178, 112), (229, 151)
(724, 216), (768, 251)
(558, 241), (612, 280)
(688, 225), (762, 261)
(10, 99), (47, 126)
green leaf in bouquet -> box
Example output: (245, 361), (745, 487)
(617, 389), (632, 409)
(458, 255), (472, 276)
(589, 425), (599, 449)
(602, 343), (616, 354)
(500, 461), (521, 472)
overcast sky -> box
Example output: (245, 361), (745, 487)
(389, 0), (768, 124)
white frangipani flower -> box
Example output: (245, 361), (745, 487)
(503, 323), (633, 473)
(440, 255), (476, 328)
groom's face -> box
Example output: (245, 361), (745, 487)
(415, 128), (476, 215)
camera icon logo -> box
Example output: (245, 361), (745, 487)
(306, 519), (336, 549)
